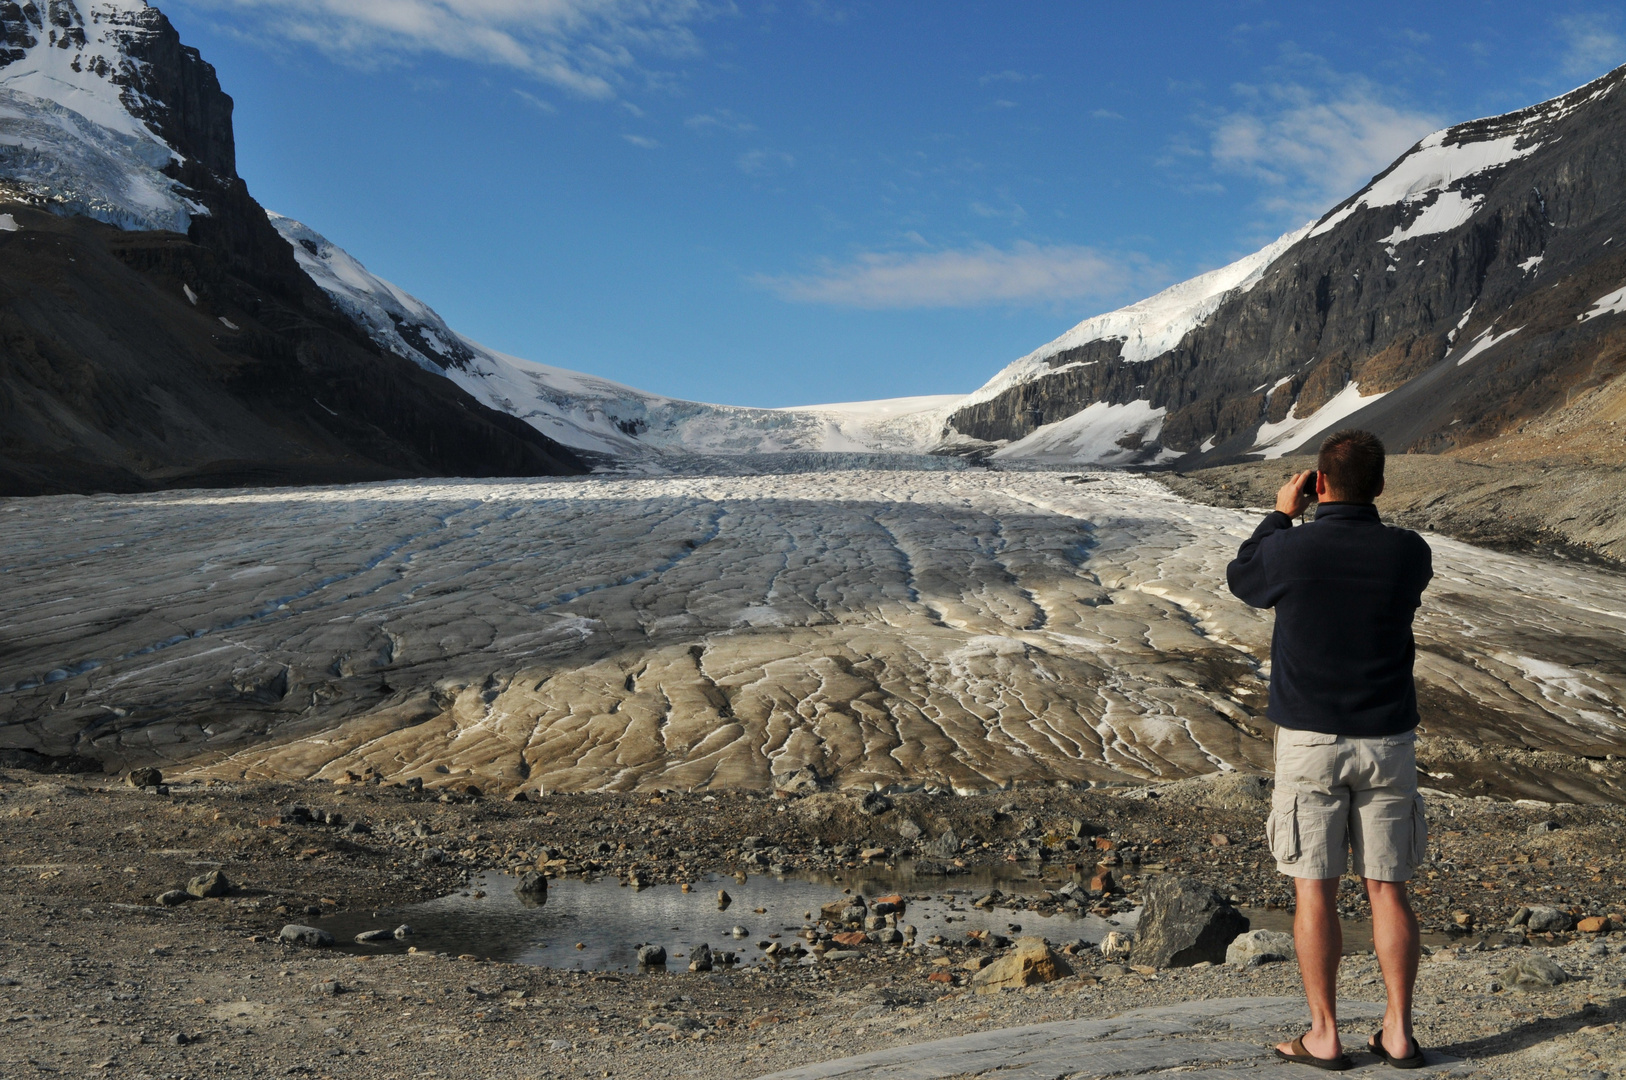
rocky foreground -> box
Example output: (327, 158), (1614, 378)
(2, 768), (1624, 1079)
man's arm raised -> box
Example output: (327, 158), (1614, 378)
(1225, 469), (1314, 608)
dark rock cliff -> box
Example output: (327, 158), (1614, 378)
(0, 1), (587, 494)
(951, 65), (1626, 464)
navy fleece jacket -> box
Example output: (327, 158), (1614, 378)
(1226, 502), (1433, 737)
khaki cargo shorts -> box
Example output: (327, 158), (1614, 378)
(1268, 728), (1428, 882)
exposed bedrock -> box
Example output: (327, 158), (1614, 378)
(2, 470), (1623, 798)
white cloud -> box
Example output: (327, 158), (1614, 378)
(622, 133), (660, 148)
(686, 109), (756, 134)
(1557, 13), (1623, 80)
(173, 0), (718, 100)
(737, 148), (794, 175)
(1208, 76), (1439, 217)
(513, 88), (556, 112)
(757, 242), (1149, 309)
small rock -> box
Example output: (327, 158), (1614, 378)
(872, 894), (907, 916)
(730, 925), (749, 938)
(354, 929), (395, 944)
(1089, 869), (1117, 893)
(970, 937), (1073, 992)
(831, 931), (867, 947)
(311, 980), (342, 995)
(1509, 906), (1532, 927)
(923, 829), (960, 858)
(896, 818), (923, 840)
(157, 889), (190, 907)
(870, 928), (904, 945)
(1099, 931), (1133, 960)
(1528, 820), (1562, 834)
(393, 924), (413, 939)
(717, 889), (732, 910)
(1209, 833), (1230, 846)
(513, 872), (548, 906)
(688, 943), (713, 972)
(637, 944), (667, 966)
(1501, 952), (1569, 989)
(859, 791), (893, 815)
(279, 925), (334, 947)
(187, 870), (230, 899)
(127, 767), (163, 788)
(1577, 916), (1612, 934)
(1226, 929), (1295, 967)
(859, 846), (887, 861)
(1526, 906), (1574, 933)
(1131, 875), (1249, 969)
(169, 1032), (191, 1047)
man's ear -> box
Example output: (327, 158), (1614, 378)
(1316, 471), (1330, 499)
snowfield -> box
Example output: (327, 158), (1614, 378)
(3, 466), (1622, 795)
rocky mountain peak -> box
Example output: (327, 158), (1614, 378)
(0, 0), (235, 177)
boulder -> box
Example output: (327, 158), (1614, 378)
(970, 937), (1073, 992)
(688, 943), (713, 972)
(186, 870), (230, 899)
(1525, 906), (1574, 933)
(279, 924), (334, 947)
(1131, 876), (1249, 968)
(157, 889), (189, 907)
(637, 944), (666, 966)
(514, 872), (548, 907)
(1501, 952), (1569, 989)
(354, 929), (395, 943)
(127, 767), (163, 788)
(1226, 929), (1295, 967)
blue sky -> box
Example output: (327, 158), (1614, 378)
(163, 1), (1624, 407)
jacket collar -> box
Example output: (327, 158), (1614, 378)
(1313, 501), (1381, 523)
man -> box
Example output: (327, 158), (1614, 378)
(1226, 429), (1433, 1071)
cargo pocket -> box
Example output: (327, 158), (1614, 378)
(1408, 793), (1429, 867)
(1267, 791), (1300, 864)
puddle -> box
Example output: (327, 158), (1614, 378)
(313, 865), (1458, 972)
(315, 864), (1138, 973)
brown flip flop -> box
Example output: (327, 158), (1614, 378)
(1369, 1029), (1428, 1069)
(1273, 1033), (1354, 1071)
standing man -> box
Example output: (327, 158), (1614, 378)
(1227, 429), (1433, 1071)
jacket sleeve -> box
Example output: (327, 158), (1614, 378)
(1226, 511), (1293, 609)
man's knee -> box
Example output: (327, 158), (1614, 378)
(1364, 878), (1412, 907)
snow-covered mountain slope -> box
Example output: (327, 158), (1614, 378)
(950, 63), (1626, 467)
(269, 212), (961, 460)
(0, 0), (211, 230)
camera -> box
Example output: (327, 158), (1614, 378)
(1300, 470), (1319, 502)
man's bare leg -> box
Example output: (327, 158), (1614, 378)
(1278, 876), (1343, 1059)
(1365, 878), (1420, 1059)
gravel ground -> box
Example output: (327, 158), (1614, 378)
(2, 770), (1624, 1078)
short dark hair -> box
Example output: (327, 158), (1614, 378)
(1317, 429), (1385, 502)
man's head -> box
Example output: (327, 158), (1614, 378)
(1317, 429), (1385, 503)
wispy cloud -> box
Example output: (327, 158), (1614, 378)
(737, 148), (794, 175)
(1557, 12), (1623, 80)
(1206, 69), (1439, 218)
(173, 0), (720, 100)
(757, 243), (1150, 309)
(686, 108), (756, 134)
(623, 133), (661, 148)
(1091, 108), (1125, 120)
(513, 88), (556, 113)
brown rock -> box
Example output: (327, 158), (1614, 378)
(1578, 916), (1611, 934)
(832, 932), (867, 947)
(970, 937), (1073, 993)
(961, 955), (993, 972)
(1090, 870), (1117, 893)
(1209, 834), (1231, 846)
(1093, 837), (1115, 850)
(926, 971), (954, 984)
